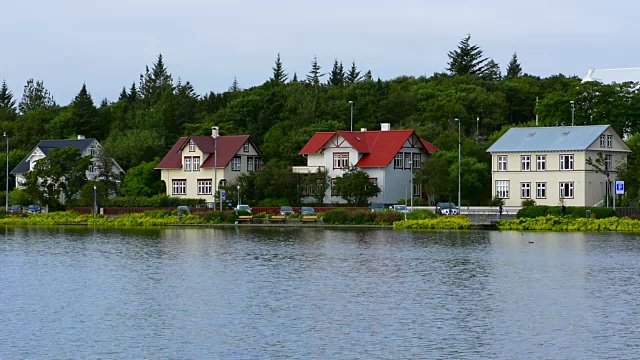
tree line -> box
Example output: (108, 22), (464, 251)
(2, 34), (640, 206)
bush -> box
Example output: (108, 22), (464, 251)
(517, 206), (617, 219)
(406, 209), (437, 220)
(202, 210), (237, 223)
(321, 209), (383, 225)
(394, 216), (471, 230)
(498, 215), (637, 232)
(104, 195), (205, 207)
(144, 210), (172, 218)
(257, 198), (290, 206)
(521, 199), (536, 207)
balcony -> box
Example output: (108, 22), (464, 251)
(292, 166), (326, 174)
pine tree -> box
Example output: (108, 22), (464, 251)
(139, 54), (173, 105)
(346, 61), (361, 84)
(18, 79), (56, 114)
(129, 82), (139, 102)
(0, 80), (16, 114)
(291, 72), (298, 83)
(362, 70), (373, 81)
(229, 77), (241, 92)
(328, 59), (345, 86)
(71, 83), (99, 138)
(447, 34), (489, 76)
(306, 56), (325, 85)
(270, 53), (288, 83)
(506, 52), (523, 78)
(482, 59), (502, 81)
(118, 87), (128, 101)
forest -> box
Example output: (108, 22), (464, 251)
(1, 35), (640, 207)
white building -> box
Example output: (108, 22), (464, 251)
(293, 123), (438, 204)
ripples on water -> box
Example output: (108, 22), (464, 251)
(1, 227), (640, 358)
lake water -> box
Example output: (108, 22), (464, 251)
(1, 227), (640, 358)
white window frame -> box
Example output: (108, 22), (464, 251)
(232, 156), (241, 171)
(521, 182), (531, 199)
(560, 182), (574, 199)
(605, 154), (612, 171)
(412, 153), (421, 169)
(498, 155), (507, 171)
(394, 154), (403, 169)
(189, 141), (195, 152)
(521, 155), (531, 171)
(600, 135), (606, 148)
(193, 157), (200, 171)
(88, 163), (96, 173)
(184, 157), (191, 171)
(333, 153), (349, 170)
(536, 155), (546, 171)
(496, 180), (509, 199)
(247, 157), (254, 172)
(243, 143), (249, 152)
(413, 183), (422, 197)
(404, 153), (412, 169)
(607, 135), (613, 148)
(536, 182), (546, 199)
(560, 154), (574, 170)
(197, 179), (212, 195)
(172, 180), (186, 195)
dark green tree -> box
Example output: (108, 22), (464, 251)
(327, 59), (345, 86)
(447, 34), (489, 76)
(139, 54), (173, 106)
(229, 77), (241, 92)
(291, 72), (298, 83)
(413, 156), (452, 204)
(346, 61), (361, 84)
(306, 56), (324, 86)
(0, 80), (16, 113)
(120, 158), (165, 197)
(18, 79), (56, 114)
(270, 53), (288, 83)
(71, 83), (100, 138)
(304, 168), (329, 204)
(482, 59), (501, 81)
(334, 166), (381, 206)
(506, 52), (523, 78)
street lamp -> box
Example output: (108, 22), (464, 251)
(3, 132), (7, 212)
(349, 101), (354, 131)
(237, 184), (241, 206)
(455, 118), (461, 208)
(476, 117), (480, 142)
(93, 184), (97, 217)
(570, 100), (575, 126)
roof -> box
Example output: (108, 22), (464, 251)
(583, 67), (640, 84)
(11, 138), (97, 175)
(299, 130), (438, 167)
(155, 135), (254, 170)
(486, 125), (630, 153)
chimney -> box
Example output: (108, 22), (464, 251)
(360, 128), (367, 132)
(380, 123), (391, 131)
(211, 126), (219, 138)
(78, 135), (85, 140)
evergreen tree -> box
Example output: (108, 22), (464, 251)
(270, 53), (288, 83)
(447, 34), (489, 76)
(129, 82), (139, 102)
(139, 54), (173, 105)
(327, 59), (345, 86)
(483, 59), (502, 81)
(0, 80), (16, 112)
(306, 56), (325, 85)
(229, 77), (241, 92)
(71, 83), (100, 138)
(118, 87), (128, 101)
(362, 70), (373, 81)
(506, 52), (523, 78)
(18, 79), (56, 114)
(346, 61), (361, 84)
(291, 72), (298, 83)
(100, 98), (109, 108)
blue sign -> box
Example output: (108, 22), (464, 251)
(615, 180), (625, 195)
(220, 189), (226, 200)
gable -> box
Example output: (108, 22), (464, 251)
(11, 138), (104, 175)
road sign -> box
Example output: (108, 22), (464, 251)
(615, 180), (625, 195)
(220, 189), (226, 200)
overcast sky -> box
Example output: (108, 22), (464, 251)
(2, 0), (638, 105)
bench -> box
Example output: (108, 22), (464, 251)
(269, 215), (286, 222)
(301, 216), (318, 222)
(237, 215), (253, 223)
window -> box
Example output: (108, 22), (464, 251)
(89, 146), (96, 156)
(232, 156), (241, 171)
(521, 182), (531, 198)
(607, 135), (613, 148)
(333, 153), (349, 169)
(193, 157), (200, 171)
(404, 153), (411, 169)
(243, 143), (249, 152)
(560, 182), (574, 198)
(560, 154), (574, 170)
(219, 179), (227, 188)
(600, 135), (606, 148)
(521, 155), (531, 171)
(88, 164), (96, 173)
(366, 178), (378, 192)
(498, 155), (507, 171)
(536, 155), (546, 171)
(172, 180), (186, 195)
(184, 157), (191, 171)
(330, 179), (338, 196)
(394, 154), (403, 169)
(198, 180), (212, 195)
(412, 153), (421, 169)
(247, 157), (254, 172)
(254, 158), (262, 171)
(605, 154), (612, 171)
(536, 182), (546, 199)
(413, 183), (422, 197)
(189, 141), (195, 152)
(496, 180), (509, 199)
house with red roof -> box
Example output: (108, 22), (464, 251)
(293, 123), (438, 204)
(156, 127), (262, 204)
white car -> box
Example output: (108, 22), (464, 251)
(236, 204), (252, 214)
(436, 202), (459, 216)
(389, 205), (409, 213)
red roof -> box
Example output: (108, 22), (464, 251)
(155, 135), (254, 169)
(299, 129), (438, 168)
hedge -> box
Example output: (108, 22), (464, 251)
(393, 216), (471, 230)
(499, 215), (640, 232)
(517, 206), (617, 219)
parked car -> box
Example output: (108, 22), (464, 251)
(10, 205), (22, 214)
(279, 206), (295, 215)
(389, 204), (409, 213)
(435, 202), (459, 216)
(369, 203), (385, 212)
(236, 204), (252, 214)
(27, 204), (42, 214)
(300, 207), (316, 215)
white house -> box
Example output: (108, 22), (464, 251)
(11, 135), (124, 190)
(486, 125), (631, 207)
(293, 123), (438, 204)
(155, 127), (262, 204)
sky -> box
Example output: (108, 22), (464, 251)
(3, 0), (639, 105)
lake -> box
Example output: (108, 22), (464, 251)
(1, 227), (639, 358)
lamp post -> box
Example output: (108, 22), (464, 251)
(3, 132), (7, 212)
(93, 184), (97, 217)
(570, 100), (575, 126)
(455, 118), (461, 208)
(214, 133), (217, 211)
(237, 184), (241, 206)
(349, 101), (354, 131)
(476, 117), (480, 142)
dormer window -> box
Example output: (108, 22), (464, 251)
(607, 135), (613, 148)
(189, 141), (195, 152)
(243, 143), (249, 152)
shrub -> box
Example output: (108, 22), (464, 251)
(104, 195), (205, 207)
(517, 206), (617, 219)
(406, 209), (437, 220)
(144, 210), (172, 218)
(521, 199), (536, 207)
(394, 216), (471, 230)
(257, 198), (290, 206)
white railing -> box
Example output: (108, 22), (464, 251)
(292, 166), (326, 174)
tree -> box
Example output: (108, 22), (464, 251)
(334, 166), (381, 206)
(120, 158), (165, 197)
(327, 59), (345, 86)
(413, 157), (452, 204)
(94, 145), (123, 197)
(229, 77), (241, 92)
(0, 79), (16, 114)
(70, 83), (100, 138)
(139, 54), (173, 106)
(270, 53), (288, 83)
(346, 61), (361, 84)
(586, 151), (613, 206)
(18, 79), (56, 114)
(447, 34), (489, 76)
(304, 168), (329, 204)
(506, 52), (523, 78)
(102, 129), (166, 171)
(482, 59), (501, 81)
(306, 56), (324, 86)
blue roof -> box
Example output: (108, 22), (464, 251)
(11, 139), (96, 175)
(486, 125), (619, 153)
